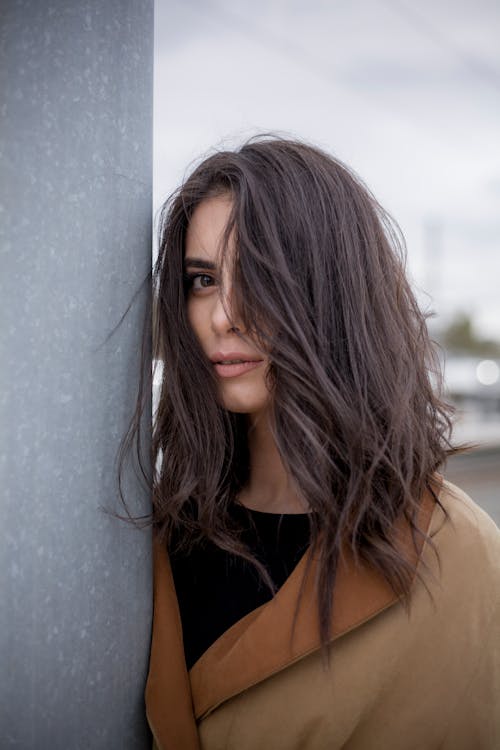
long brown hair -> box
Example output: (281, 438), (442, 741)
(123, 136), (463, 660)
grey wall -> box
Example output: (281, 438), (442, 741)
(0, 1), (153, 747)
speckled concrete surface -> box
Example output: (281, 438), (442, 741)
(0, 2), (153, 747)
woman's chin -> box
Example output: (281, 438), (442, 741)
(222, 401), (265, 416)
(219, 395), (270, 418)
(217, 382), (271, 417)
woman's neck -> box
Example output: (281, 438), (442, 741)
(237, 411), (311, 514)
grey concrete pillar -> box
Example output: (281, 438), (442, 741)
(0, 1), (153, 747)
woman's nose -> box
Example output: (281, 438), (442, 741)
(210, 284), (242, 334)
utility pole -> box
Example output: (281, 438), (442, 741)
(0, 2), (153, 747)
(423, 216), (444, 310)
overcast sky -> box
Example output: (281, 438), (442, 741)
(154, 0), (500, 339)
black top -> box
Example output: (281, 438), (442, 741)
(169, 502), (311, 670)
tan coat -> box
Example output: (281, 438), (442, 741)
(145, 479), (500, 749)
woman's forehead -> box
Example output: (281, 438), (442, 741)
(185, 195), (235, 266)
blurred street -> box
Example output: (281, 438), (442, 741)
(444, 447), (500, 526)
(441, 359), (500, 527)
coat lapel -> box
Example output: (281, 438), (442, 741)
(145, 539), (201, 750)
(145, 479), (440, 749)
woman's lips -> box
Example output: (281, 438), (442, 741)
(213, 360), (263, 378)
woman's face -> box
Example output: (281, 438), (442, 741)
(184, 195), (272, 417)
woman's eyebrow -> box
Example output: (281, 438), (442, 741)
(183, 257), (217, 270)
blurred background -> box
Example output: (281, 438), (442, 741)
(153, 0), (500, 522)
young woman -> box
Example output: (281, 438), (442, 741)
(140, 137), (500, 749)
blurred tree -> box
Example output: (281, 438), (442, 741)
(439, 312), (500, 356)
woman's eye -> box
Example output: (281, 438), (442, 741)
(184, 273), (215, 291)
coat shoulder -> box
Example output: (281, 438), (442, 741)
(427, 477), (500, 599)
(434, 478), (500, 547)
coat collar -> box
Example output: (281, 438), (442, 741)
(145, 477), (442, 750)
